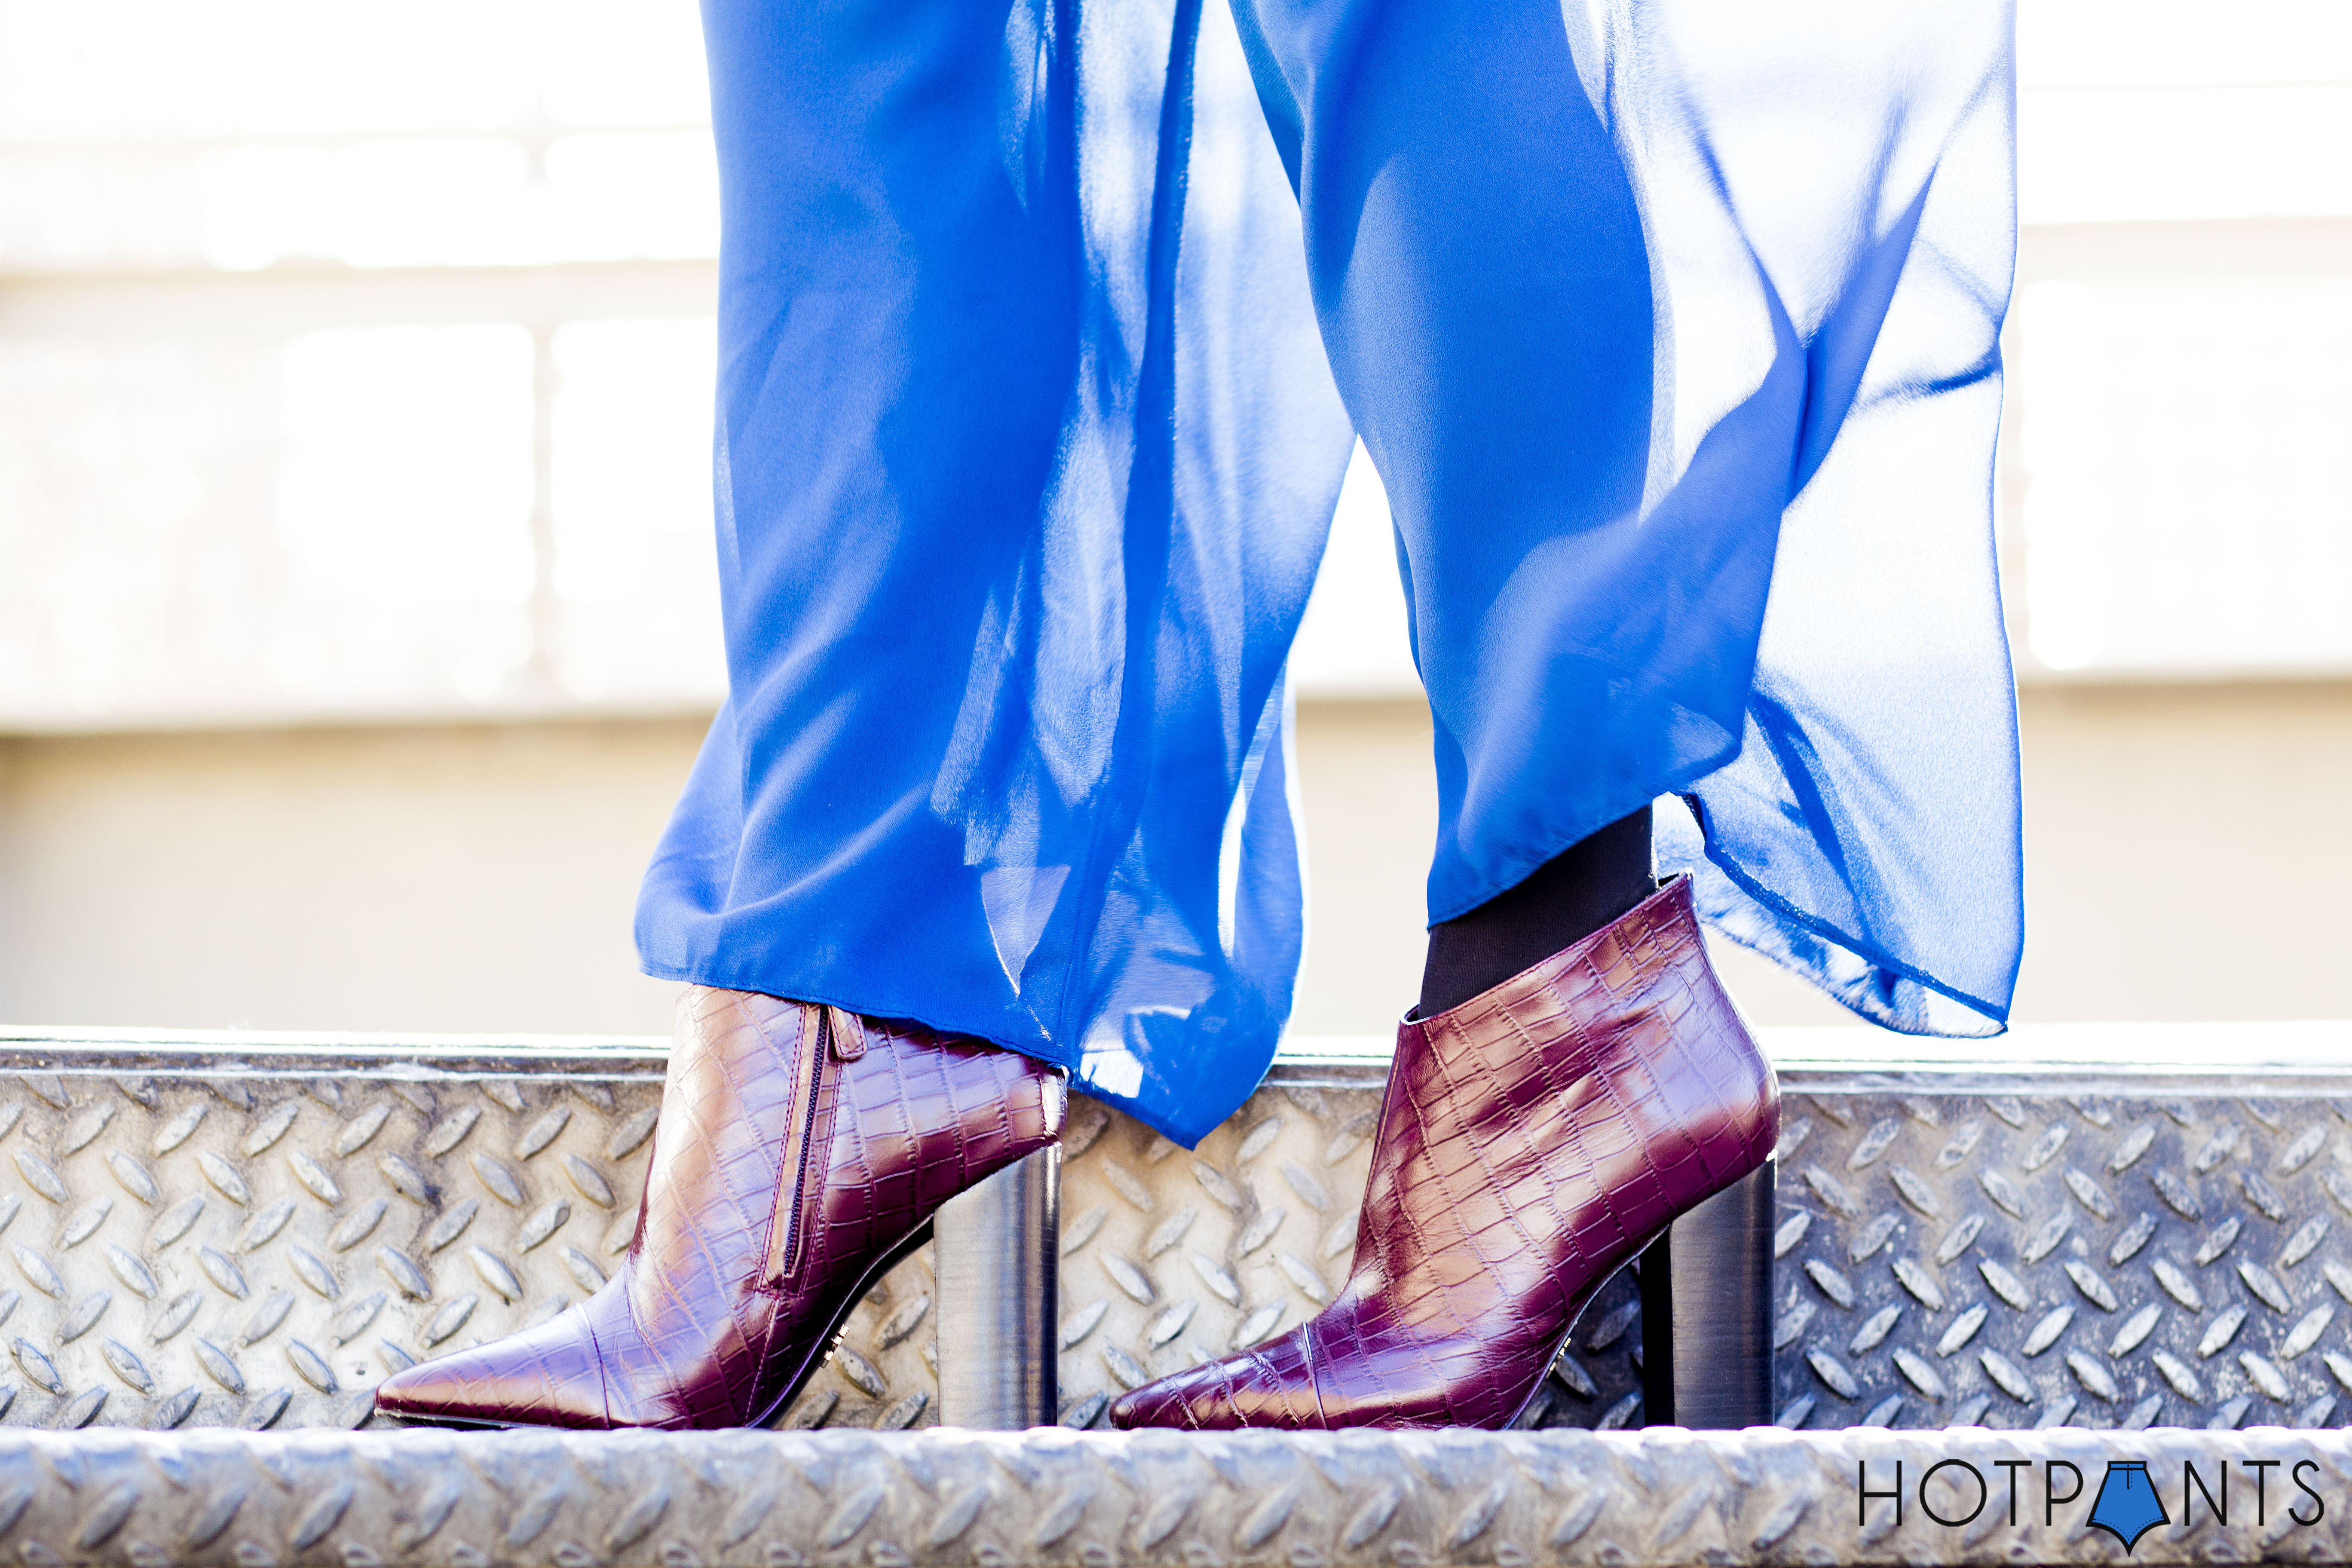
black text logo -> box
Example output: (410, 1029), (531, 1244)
(1858, 1455), (2326, 1554)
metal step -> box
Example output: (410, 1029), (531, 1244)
(0, 1424), (2340, 1566)
(0, 1025), (2345, 1436)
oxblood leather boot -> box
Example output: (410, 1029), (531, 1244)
(374, 985), (1064, 1429)
(1110, 874), (1776, 1430)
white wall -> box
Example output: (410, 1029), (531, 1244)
(3, 683), (2345, 1042)
(0, 718), (689, 1034)
(1285, 686), (2352, 1036)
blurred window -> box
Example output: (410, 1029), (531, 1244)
(2, 0), (2348, 727)
(2017, 281), (2352, 674)
(2000, 0), (2352, 680)
(0, 0), (723, 727)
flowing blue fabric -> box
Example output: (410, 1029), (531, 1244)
(638, 0), (2024, 1143)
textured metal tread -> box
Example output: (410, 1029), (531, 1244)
(2, 1039), (2352, 1435)
(1761, 1085), (2352, 1436)
(0, 1427), (2345, 1566)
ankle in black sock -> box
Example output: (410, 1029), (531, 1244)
(1417, 805), (1655, 1018)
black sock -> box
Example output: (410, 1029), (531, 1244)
(1416, 805), (1655, 1018)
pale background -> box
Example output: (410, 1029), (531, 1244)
(3, 0), (2349, 1040)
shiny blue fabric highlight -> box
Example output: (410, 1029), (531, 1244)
(638, 0), (2024, 1143)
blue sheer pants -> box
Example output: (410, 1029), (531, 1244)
(637, 0), (2024, 1144)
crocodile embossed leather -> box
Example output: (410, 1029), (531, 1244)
(374, 986), (1065, 1429)
(1111, 875), (1778, 1430)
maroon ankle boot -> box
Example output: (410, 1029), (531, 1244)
(1110, 874), (1776, 1430)
(374, 985), (1064, 1429)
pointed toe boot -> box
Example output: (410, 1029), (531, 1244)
(375, 985), (1065, 1430)
(1111, 874), (1776, 1431)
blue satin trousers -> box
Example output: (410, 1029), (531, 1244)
(636, 0), (2025, 1143)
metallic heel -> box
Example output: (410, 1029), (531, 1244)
(1639, 1156), (1776, 1429)
(934, 1145), (1060, 1429)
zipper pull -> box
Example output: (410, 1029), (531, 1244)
(826, 1006), (867, 1062)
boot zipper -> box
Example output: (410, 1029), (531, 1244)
(770, 1004), (833, 1288)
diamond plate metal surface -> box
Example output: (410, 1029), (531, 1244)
(1766, 1081), (2352, 1435)
(0, 1054), (657, 1432)
(0, 1425), (2346, 1567)
(0, 1045), (943, 1435)
(5, 1032), (2352, 1438)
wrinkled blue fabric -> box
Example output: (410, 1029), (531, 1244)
(638, 0), (2024, 1143)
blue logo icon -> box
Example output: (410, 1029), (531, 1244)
(2089, 1461), (2170, 1552)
